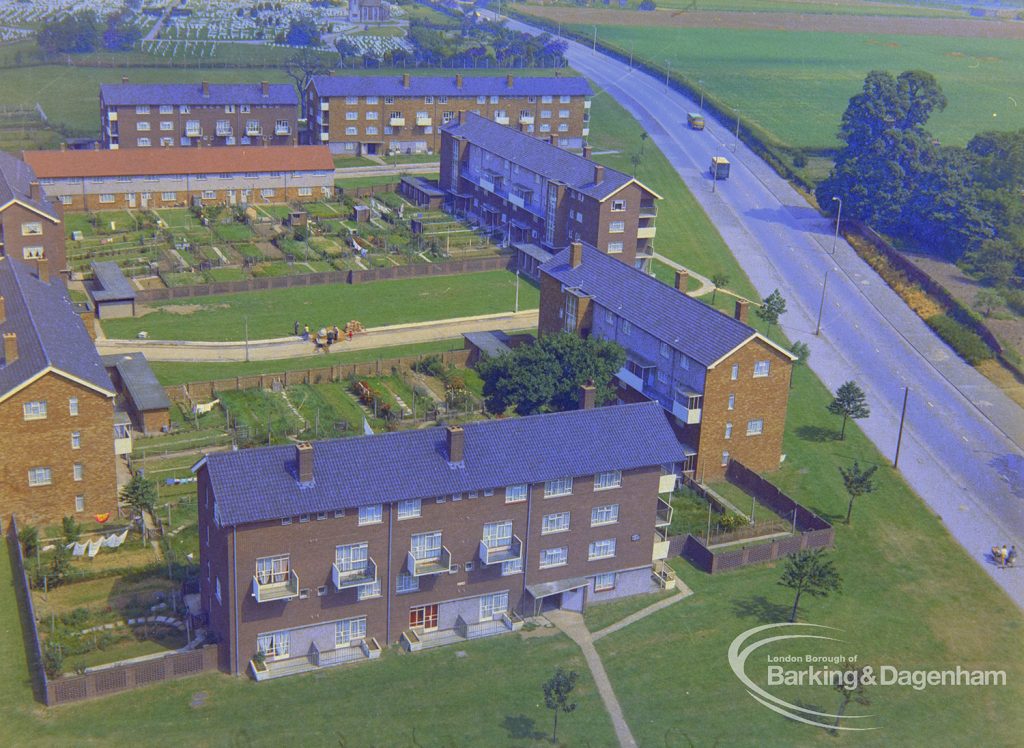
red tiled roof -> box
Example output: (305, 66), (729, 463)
(22, 146), (334, 179)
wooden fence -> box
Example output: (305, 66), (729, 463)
(680, 461), (834, 574)
(166, 348), (472, 401)
(134, 256), (511, 302)
(5, 516), (47, 704)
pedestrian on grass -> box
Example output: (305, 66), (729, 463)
(1008, 545), (1018, 567)
(348, 329), (353, 342)
(293, 320), (300, 336)
(303, 324), (310, 341)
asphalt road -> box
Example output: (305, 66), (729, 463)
(493, 11), (1024, 607)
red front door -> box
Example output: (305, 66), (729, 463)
(409, 604), (439, 631)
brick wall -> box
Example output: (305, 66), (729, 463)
(0, 374), (118, 526)
(0, 202), (67, 275)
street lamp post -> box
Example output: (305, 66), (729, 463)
(592, 26), (597, 54)
(815, 270), (829, 336)
(665, 60), (672, 90)
(629, 43), (634, 71)
(734, 110), (741, 151)
(514, 269), (520, 313)
(698, 80), (705, 112)
(831, 196), (843, 255)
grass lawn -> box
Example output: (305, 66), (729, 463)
(588, 92), (758, 299)
(592, 359), (1024, 745)
(333, 155), (377, 168)
(583, 589), (675, 633)
(0, 545), (617, 746)
(574, 25), (1024, 150)
(101, 271), (538, 341)
(148, 338), (468, 385)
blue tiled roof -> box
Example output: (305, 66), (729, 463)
(310, 74), (592, 99)
(101, 352), (170, 413)
(0, 151), (58, 219)
(0, 258), (114, 398)
(540, 244), (756, 367)
(203, 401), (686, 527)
(442, 112), (632, 200)
(90, 261), (136, 303)
(100, 82), (298, 107)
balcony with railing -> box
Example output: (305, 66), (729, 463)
(389, 116), (405, 126)
(275, 123), (292, 136)
(250, 638), (381, 681)
(637, 224), (657, 240)
(401, 611), (523, 652)
(671, 387), (703, 425)
(519, 114), (535, 125)
(406, 545), (452, 577)
(216, 125), (233, 137)
(479, 535), (523, 566)
(246, 124), (263, 136)
(184, 125), (202, 138)
(639, 200), (658, 218)
(617, 358), (655, 394)
(494, 114), (510, 125)
(252, 570), (300, 603)
(416, 116), (432, 127)
(656, 497), (673, 528)
(332, 557), (378, 590)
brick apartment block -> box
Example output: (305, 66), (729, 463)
(0, 256), (126, 526)
(100, 80), (298, 150)
(439, 112), (660, 272)
(195, 401), (682, 678)
(21, 146), (335, 212)
(539, 243), (796, 481)
(0, 151), (66, 276)
(306, 73), (592, 156)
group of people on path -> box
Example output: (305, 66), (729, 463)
(294, 320), (352, 351)
(992, 544), (1018, 568)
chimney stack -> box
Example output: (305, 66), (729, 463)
(261, 80), (269, 97)
(446, 424), (465, 464)
(569, 241), (583, 268)
(506, 74), (514, 89)
(121, 75), (128, 84)
(402, 73), (410, 89)
(593, 164), (604, 184)
(735, 300), (749, 324)
(2, 333), (17, 365)
(201, 80), (210, 97)
(674, 270), (689, 293)
(296, 442), (314, 484)
(579, 381), (596, 410)
(582, 144), (592, 160)
(36, 258), (49, 284)
(455, 73), (463, 89)
(29, 180), (42, 202)
(0, 295), (5, 324)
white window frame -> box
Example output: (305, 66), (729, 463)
(335, 542), (369, 574)
(410, 531), (442, 561)
(28, 467), (52, 486)
(541, 512), (570, 535)
(69, 397), (79, 416)
(336, 616), (367, 646)
(544, 477), (573, 498)
(75, 495), (85, 513)
(505, 484), (528, 503)
(135, 105), (150, 115)
(255, 554), (290, 585)
(357, 579), (382, 600)
(256, 630), (289, 659)
(609, 220), (625, 234)
(501, 557), (523, 576)
(483, 520), (513, 548)
(725, 422), (733, 440)
(746, 419), (764, 436)
(588, 538), (617, 561)
(396, 572), (419, 594)
(21, 221), (42, 236)
(539, 547), (568, 569)
(73, 463), (84, 481)
(594, 470), (622, 491)
(591, 504), (620, 527)
(23, 401), (47, 420)
(731, 364), (739, 380)
(358, 504), (382, 525)
(71, 431), (81, 449)
(594, 572), (616, 592)
(753, 360), (771, 378)
(479, 591), (508, 622)
(136, 121), (150, 131)
(397, 499), (421, 520)
(728, 393), (736, 410)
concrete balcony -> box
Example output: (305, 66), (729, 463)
(639, 203), (658, 218)
(637, 225), (657, 239)
(672, 388), (702, 425)
(494, 115), (510, 125)
(479, 176), (495, 193)
(479, 535), (523, 566)
(616, 364), (647, 394)
(401, 612), (523, 652)
(407, 546), (452, 577)
(250, 638), (381, 681)
(319, 132), (330, 141)
(332, 557), (377, 590)
(275, 124), (292, 136)
(184, 127), (202, 138)
(659, 473), (678, 494)
(416, 116), (432, 127)
(656, 497), (673, 528)
(389, 116), (405, 127)
(320, 101), (330, 111)
(246, 125), (263, 136)
(519, 115), (535, 125)
(107, 111), (118, 121)
(509, 193), (525, 209)
(251, 570), (299, 603)
(216, 126), (233, 137)
(653, 527), (670, 561)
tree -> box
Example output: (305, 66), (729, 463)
(37, 10), (101, 54)
(103, 8), (142, 51)
(838, 461), (878, 525)
(542, 667), (579, 742)
(286, 17), (321, 47)
(778, 549), (842, 623)
(832, 664), (871, 734)
(639, 130), (648, 155)
(121, 472), (158, 517)
(755, 289), (787, 338)
(710, 273), (729, 304)
(48, 544), (73, 588)
(827, 380), (870, 440)
(790, 341), (810, 366)
(630, 152), (642, 177)
(477, 333), (625, 415)
(285, 48), (332, 120)
(18, 524), (39, 560)
(974, 288), (1003, 318)
(62, 516), (81, 545)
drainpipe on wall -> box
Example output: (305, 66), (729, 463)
(521, 484), (533, 617)
(386, 505), (393, 645)
(233, 526), (240, 676)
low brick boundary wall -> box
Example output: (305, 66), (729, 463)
(680, 461), (834, 574)
(135, 256), (512, 303)
(166, 348), (472, 401)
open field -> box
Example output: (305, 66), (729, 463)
(100, 270), (538, 341)
(539, 19), (1024, 149)
(588, 91), (757, 298)
(525, 0), (971, 16)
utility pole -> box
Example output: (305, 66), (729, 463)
(894, 387), (910, 468)
(514, 269), (520, 313)
(734, 110), (741, 151)
(698, 80), (705, 112)
(244, 316), (250, 362)
(665, 60), (672, 90)
(592, 26), (597, 54)
(831, 196), (843, 255)
(815, 270), (829, 336)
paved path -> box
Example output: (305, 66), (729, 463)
(96, 310), (538, 362)
(545, 609), (637, 748)
(652, 253), (713, 296)
(591, 585), (692, 643)
(334, 163), (438, 179)
(491, 8), (1024, 610)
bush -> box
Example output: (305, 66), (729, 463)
(412, 354), (446, 379)
(926, 314), (994, 365)
(18, 524), (39, 559)
(792, 152), (808, 168)
(43, 642), (64, 678)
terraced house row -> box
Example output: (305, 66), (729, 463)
(195, 400), (683, 679)
(305, 73), (592, 156)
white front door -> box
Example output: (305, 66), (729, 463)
(127, 193), (136, 208)
(228, 190), (236, 205)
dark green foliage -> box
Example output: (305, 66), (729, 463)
(542, 667), (579, 742)
(790, 341), (810, 366)
(285, 18), (321, 47)
(121, 472), (158, 516)
(38, 10), (101, 54)
(925, 315), (994, 365)
(411, 354), (446, 379)
(838, 461), (878, 525)
(48, 545), (73, 588)
(43, 641), (64, 678)
(18, 524), (39, 559)
(755, 289), (787, 337)
(827, 380), (870, 440)
(61, 516), (81, 545)
(103, 8), (142, 51)
(477, 334), (626, 415)
(779, 549), (842, 622)
(832, 664), (872, 734)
